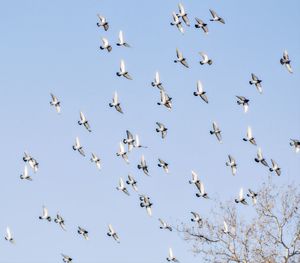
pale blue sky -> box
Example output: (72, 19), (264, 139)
(0, 0), (299, 262)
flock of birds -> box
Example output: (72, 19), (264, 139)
(4, 3), (299, 263)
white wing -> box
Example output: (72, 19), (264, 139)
(43, 206), (48, 217)
(80, 111), (86, 122)
(119, 142), (125, 153)
(102, 37), (109, 47)
(199, 52), (208, 62)
(200, 181), (205, 195)
(120, 59), (125, 73)
(197, 80), (203, 93)
(119, 30), (124, 44)
(119, 177), (124, 188)
(108, 224), (114, 234)
(76, 137), (80, 147)
(113, 91), (118, 104)
(24, 165), (28, 177)
(169, 248), (174, 258)
(191, 170), (198, 182)
(146, 206), (152, 216)
(155, 71), (160, 83)
(247, 126), (252, 139)
(178, 3), (185, 15)
(6, 227), (12, 239)
(239, 188), (243, 200)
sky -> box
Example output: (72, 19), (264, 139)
(0, 0), (300, 262)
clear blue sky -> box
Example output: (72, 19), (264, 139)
(0, 0), (299, 262)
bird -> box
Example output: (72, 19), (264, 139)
(166, 247), (179, 262)
(77, 226), (89, 240)
(199, 52), (212, 65)
(54, 214), (66, 231)
(39, 206), (51, 221)
(226, 155), (237, 176)
(137, 155), (149, 176)
(116, 142), (129, 164)
(243, 126), (257, 145)
(194, 17), (208, 34)
(190, 212), (202, 226)
(158, 218), (172, 231)
(78, 111), (91, 132)
(50, 93), (61, 113)
(174, 48), (189, 68)
(210, 121), (222, 143)
(235, 188), (248, 205)
(107, 224), (120, 243)
(109, 91), (123, 114)
(100, 37), (112, 52)
(254, 148), (269, 167)
(116, 59), (132, 80)
(158, 158), (169, 173)
(158, 90), (172, 110)
(193, 80), (208, 103)
(126, 175), (138, 192)
(123, 130), (135, 152)
(176, 3), (190, 26)
(236, 96), (249, 113)
(134, 134), (147, 149)
(61, 254), (73, 263)
(20, 165), (32, 181)
(170, 12), (184, 34)
(139, 195), (153, 216)
(90, 153), (101, 170)
(116, 177), (130, 196)
(249, 73), (263, 94)
(195, 181), (209, 199)
(247, 189), (258, 205)
(189, 170), (200, 184)
(23, 152), (39, 173)
(5, 227), (15, 244)
(156, 122), (168, 139)
(116, 30), (130, 47)
(280, 50), (293, 73)
(209, 9), (225, 24)
(290, 139), (300, 153)
(72, 137), (85, 157)
(151, 71), (164, 90)
(96, 14), (109, 31)
(269, 159), (281, 176)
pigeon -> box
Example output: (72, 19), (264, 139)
(290, 139), (300, 153)
(126, 175), (138, 192)
(107, 224), (120, 243)
(170, 12), (184, 34)
(249, 73), (262, 94)
(199, 52), (212, 65)
(235, 188), (248, 205)
(116, 59), (132, 80)
(54, 214), (66, 231)
(156, 122), (168, 139)
(61, 254), (72, 263)
(116, 30), (130, 47)
(5, 227), (15, 244)
(209, 9), (225, 24)
(50, 93), (61, 113)
(226, 155), (237, 176)
(189, 170), (200, 184)
(139, 194), (153, 216)
(195, 181), (209, 199)
(77, 226), (89, 240)
(116, 142), (129, 164)
(280, 50), (293, 73)
(174, 48), (189, 68)
(116, 177), (130, 196)
(176, 3), (190, 26)
(134, 134), (147, 149)
(247, 189), (258, 205)
(158, 90), (172, 110)
(90, 153), (101, 170)
(78, 112), (91, 132)
(20, 165), (32, 181)
(109, 91), (123, 114)
(96, 14), (109, 31)
(72, 137), (85, 157)
(166, 247), (179, 262)
(254, 148), (269, 167)
(190, 212), (202, 226)
(236, 96), (249, 113)
(123, 130), (135, 152)
(243, 126), (257, 145)
(193, 80), (208, 103)
(151, 71), (164, 90)
(100, 37), (112, 52)
(39, 206), (51, 221)
(158, 158), (169, 173)
(269, 159), (281, 176)
(210, 121), (222, 143)
(137, 155), (149, 176)
(194, 17), (208, 34)
(23, 152), (38, 173)
(158, 218), (172, 231)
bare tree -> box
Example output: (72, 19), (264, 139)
(178, 180), (300, 263)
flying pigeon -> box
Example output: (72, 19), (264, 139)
(236, 96), (249, 113)
(61, 254), (72, 263)
(174, 48), (189, 68)
(139, 194), (153, 216)
(156, 122), (168, 139)
(158, 90), (172, 110)
(116, 30), (130, 47)
(23, 152), (39, 172)
(109, 91), (123, 114)
(126, 175), (138, 192)
(199, 52), (212, 65)
(77, 226), (89, 240)
(107, 224), (120, 243)
(90, 153), (101, 170)
(96, 14), (109, 31)
(123, 130), (135, 152)
(170, 12), (184, 34)
(116, 142), (129, 164)
(151, 71), (164, 90)
(249, 73), (262, 94)
(166, 247), (179, 262)
(116, 59), (132, 80)
(247, 189), (258, 205)
(39, 206), (51, 222)
(194, 80), (208, 103)
(243, 126), (257, 145)
(54, 214), (66, 231)
(269, 159), (281, 176)
(5, 227), (15, 244)
(209, 9), (225, 24)
(195, 181), (209, 199)
(116, 177), (130, 196)
(137, 155), (149, 176)
(254, 148), (269, 167)
(280, 50), (293, 73)
(50, 93), (61, 113)
(158, 158), (169, 173)
(176, 3), (190, 26)
(194, 18), (208, 34)
(190, 212), (202, 226)
(226, 155), (237, 176)
(20, 165), (32, 181)
(235, 188), (248, 205)
(210, 121), (222, 143)
(78, 111), (91, 132)
(72, 137), (85, 157)
(100, 37), (112, 52)
(158, 218), (172, 231)
(290, 139), (300, 153)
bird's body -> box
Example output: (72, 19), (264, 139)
(159, 218), (172, 231)
(174, 48), (189, 68)
(77, 226), (89, 240)
(156, 122), (168, 139)
(158, 90), (172, 110)
(194, 80), (208, 103)
(96, 14), (109, 31)
(72, 137), (85, 157)
(90, 153), (101, 170)
(269, 159), (281, 176)
(23, 152), (39, 173)
(116, 142), (129, 164)
(50, 93), (61, 113)
(280, 50), (293, 73)
(209, 9), (225, 24)
(116, 177), (130, 196)
(107, 224), (120, 243)
(195, 181), (209, 199)
(123, 130), (135, 152)
(116, 59), (132, 80)
(137, 155), (149, 175)
(158, 158), (169, 174)
(39, 206), (51, 221)
(199, 52), (212, 65)
(226, 155), (237, 176)
(78, 112), (91, 132)
(194, 17), (208, 34)
(191, 211), (202, 226)
(100, 37), (112, 52)
(61, 254), (72, 263)
(249, 73), (263, 94)
(210, 122), (222, 143)
(140, 195), (153, 216)
(243, 126), (257, 145)
(247, 189), (258, 205)
(54, 214), (66, 231)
